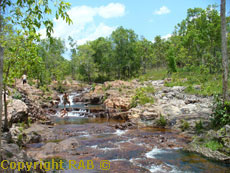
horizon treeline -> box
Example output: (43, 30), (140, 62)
(2, 5), (230, 87)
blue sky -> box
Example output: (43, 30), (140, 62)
(39, 0), (229, 59)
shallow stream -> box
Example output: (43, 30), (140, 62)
(26, 92), (230, 172)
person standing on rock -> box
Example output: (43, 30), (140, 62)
(63, 92), (70, 108)
(22, 74), (27, 85)
(61, 92), (70, 117)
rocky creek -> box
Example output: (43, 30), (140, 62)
(24, 91), (230, 172)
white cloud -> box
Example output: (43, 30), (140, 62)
(162, 34), (171, 40)
(98, 3), (125, 19)
(77, 23), (116, 45)
(38, 3), (125, 57)
(154, 6), (170, 15)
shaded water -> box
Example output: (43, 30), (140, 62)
(26, 93), (230, 173)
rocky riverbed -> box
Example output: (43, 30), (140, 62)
(1, 79), (230, 172)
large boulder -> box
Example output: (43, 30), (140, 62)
(7, 99), (28, 124)
(29, 137), (79, 159)
(104, 97), (131, 111)
(24, 131), (42, 144)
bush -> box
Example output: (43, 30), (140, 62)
(204, 140), (223, 151)
(167, 55), (177, 73)
(195, 120), (204, 134)
(156, 115), (167, 127)
(92, 83), (96, 91)
(12, 91), (22, 100)
(211, 95), (230, 129)
(130, 87), (154, 107)
(40, 85), (50, 93)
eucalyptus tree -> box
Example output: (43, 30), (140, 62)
(38, 38), (69, 83)
(153, 35), (168, 68)
(174, 5), (222, 72)
(111, 26), (138, 79)
(68, 36), (78, 79)
(73, 43), (96, 82)
(136, 37), (155, 74)
(221, 0), (228, 102)
(90, 37), (113, 81)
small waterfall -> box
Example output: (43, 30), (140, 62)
(56, 92), (89, 117)
(58, 92), (80, 106)
(58, 94), (63, 105)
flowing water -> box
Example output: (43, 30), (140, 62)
(26, 92), (230, 173)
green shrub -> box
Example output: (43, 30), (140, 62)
(195, 120), (204, 134)
(156, 115), (167, 127)
(28, 117), (32, 126)
(205, 140), (223, 151)
(92, 83), (96, 91)
(12, 91), (22, 100)
(130, 87), (154, 107)
(144, 85), (155, 94)
(211, 95), (230, 129)
(17, 133), (23, 145)
(167, 52), (177, 73)
(40, 85), (51, 94)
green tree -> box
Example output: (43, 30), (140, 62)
(38, 38), (69, 84)
(90, 37), (113, 81)
(111, 26), (138, 79)
(68, 36), (78, 79)
(0, 0), (72, 159)
(136, 37), (155, 74)
(73, 43), (96, 82)
(153, 36), (168, 68)
(174, 5), (224, 73)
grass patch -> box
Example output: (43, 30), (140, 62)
(164, 68), (223, 96)
(156, 115), (167, 127)
(138, 68), (167, 82)
(204, 140), (223, 151)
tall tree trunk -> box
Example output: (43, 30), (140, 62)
(221, 0), (228, 102)
(0, 0), (4, 161)
(3, 85), (8, 131)
(3, 64), (10, 132)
